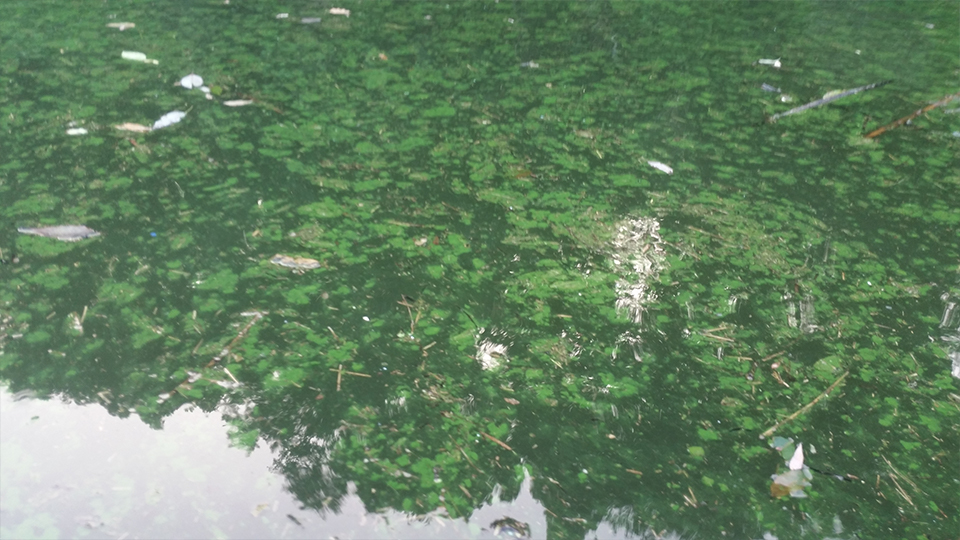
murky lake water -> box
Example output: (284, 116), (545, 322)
(2, 1), (958, 538)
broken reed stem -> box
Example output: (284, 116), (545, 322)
(760, 370), (849, 439)
(865, 92), (960, 138)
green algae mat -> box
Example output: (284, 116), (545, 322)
(1, 1), (958, 538)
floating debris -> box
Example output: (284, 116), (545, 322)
(770, 440), (812, 498)
(491, 517), (530, 539)
(761, 83), (781, 93)
(114, 122), (152, 133)
(520, 61), (539, 68)
(223, 99), (254, 107)
(610, 217), (666, 325)
(865, 91), (960, 138)
(646, 160), (673, 174)
(121, 51), (158, 64)
(768, 80), (892, 123)
(301, 17), (322, 24)
(66, 127), (88, 136)
(270, 254), (321, 272)
(152, 110), (186, 130)
(179, 73), (203, 89)
(329, 8), (350, 17)
(106, 22), (136, 31)
(757, 58), (781, 68)
(475, 327), (511, 371)
(18, 225), (101, 242)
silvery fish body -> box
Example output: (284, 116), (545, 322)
(18, 225), (101, 241)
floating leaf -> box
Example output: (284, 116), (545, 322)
(18, 225), (101, 242)
(152, 111), (186, 130)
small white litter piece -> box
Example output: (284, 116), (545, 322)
(152, 111), (186, 130)
(646, 160), (673, 174)
(180, 73), (203, 89)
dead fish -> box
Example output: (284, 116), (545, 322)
(18, 225), (101, 241)
(270, 254), (321, 272)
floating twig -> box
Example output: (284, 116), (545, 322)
(864, 92), (960, 138)
(206, 311), (266, 368)
(768, 80), (892, 122)
(480, 431), (514, 452)
(330, 365), (371, 392)
(327, 367), (372, 378)
(223, 367), (239, 384)
(760, 370), (849, 439)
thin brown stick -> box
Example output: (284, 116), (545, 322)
(328, 367), (371, 378)
(687, 226), (726, 242)
(480, 431), (514, 452)
(207, 311), (265, 367)
(702, 333), (735, 343)
(865, 92), (960, 138)
(761, 351), (785, 362)
(760, 370), (849, 439)
(450, 436), (483, 473)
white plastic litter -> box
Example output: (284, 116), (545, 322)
(180, 73), (203, 89)
(788, 443), (804, 470)
(647, 161), (673, 174)
(152, 111), (186, 130)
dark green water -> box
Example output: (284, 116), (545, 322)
(1, 1), (958, 539)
